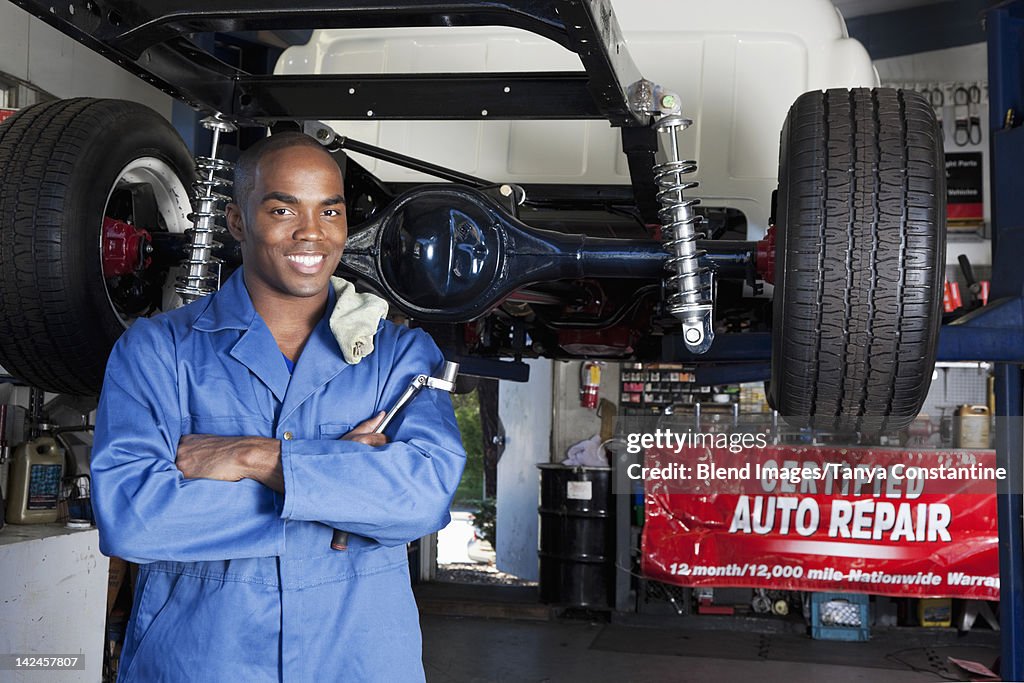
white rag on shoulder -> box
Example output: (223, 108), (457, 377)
(328, 276), (390, 365)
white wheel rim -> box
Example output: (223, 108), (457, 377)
(100, 156), (192, 327)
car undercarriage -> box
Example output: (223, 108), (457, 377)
(0, 0), (946, 433)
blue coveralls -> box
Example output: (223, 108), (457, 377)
(91, 268), (467, 682)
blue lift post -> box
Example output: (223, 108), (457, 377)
(987, 2), (1024, 679)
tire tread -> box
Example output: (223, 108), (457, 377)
(0, 98), (192, 395)
(772, 87), (944, 432)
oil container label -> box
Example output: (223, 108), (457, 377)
(27, 464), (61, 510)
(566, 481), (592, 500)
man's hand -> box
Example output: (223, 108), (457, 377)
(341, 412), (388, 447)
(176, 435), (284, 493)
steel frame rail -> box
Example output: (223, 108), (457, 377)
(8, 0), (648, 126)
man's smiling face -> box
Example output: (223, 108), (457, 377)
(227, 144), (347, 303)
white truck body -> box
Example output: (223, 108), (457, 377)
(277, 0), (878, 237)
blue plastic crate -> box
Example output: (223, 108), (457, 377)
(809, 592), (870, 642)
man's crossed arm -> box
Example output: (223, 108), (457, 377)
(174, 412), (387, 493)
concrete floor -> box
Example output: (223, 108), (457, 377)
(417, 586), (1000, 683)
(421, 614), (999, 682)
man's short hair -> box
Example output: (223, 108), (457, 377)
(232, 131), (341, 211)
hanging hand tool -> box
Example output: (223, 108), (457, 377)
(958, 254), (983, 307)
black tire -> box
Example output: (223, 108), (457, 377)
(768, 88), (945, 433)
(0, 98), (194, 396)
(453, 373), (480, 395)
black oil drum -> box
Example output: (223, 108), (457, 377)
(537, 464), (614, 608)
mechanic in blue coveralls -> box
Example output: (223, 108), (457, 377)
(90, 131), (466, 682)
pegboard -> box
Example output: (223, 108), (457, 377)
(919, 364), (991, 420)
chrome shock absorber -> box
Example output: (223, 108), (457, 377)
(176, 116), (237, 304)
(654, 114), (714, 354)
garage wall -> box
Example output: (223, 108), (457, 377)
(0, 2), (171, 118)
(550, 361), (621, 463)
(874, 42), (987, 83)
(496, 359), (553, 581)
(875, 42), (991, 270)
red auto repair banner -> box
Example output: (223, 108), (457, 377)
(640, 444), (999, 599)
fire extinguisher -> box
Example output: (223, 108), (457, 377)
(580, 361), (605, 409)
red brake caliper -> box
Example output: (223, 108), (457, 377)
(102, 217), (153, 278)
(755, 224), (776, 285)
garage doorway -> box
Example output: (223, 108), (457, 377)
(433, 376), (538, 589)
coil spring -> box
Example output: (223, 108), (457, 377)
(653, 115), (711, 317)
(176, 117), (237, 304)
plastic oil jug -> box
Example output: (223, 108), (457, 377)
(956, 405), (991, 449)
(5, 437), (64, 524)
